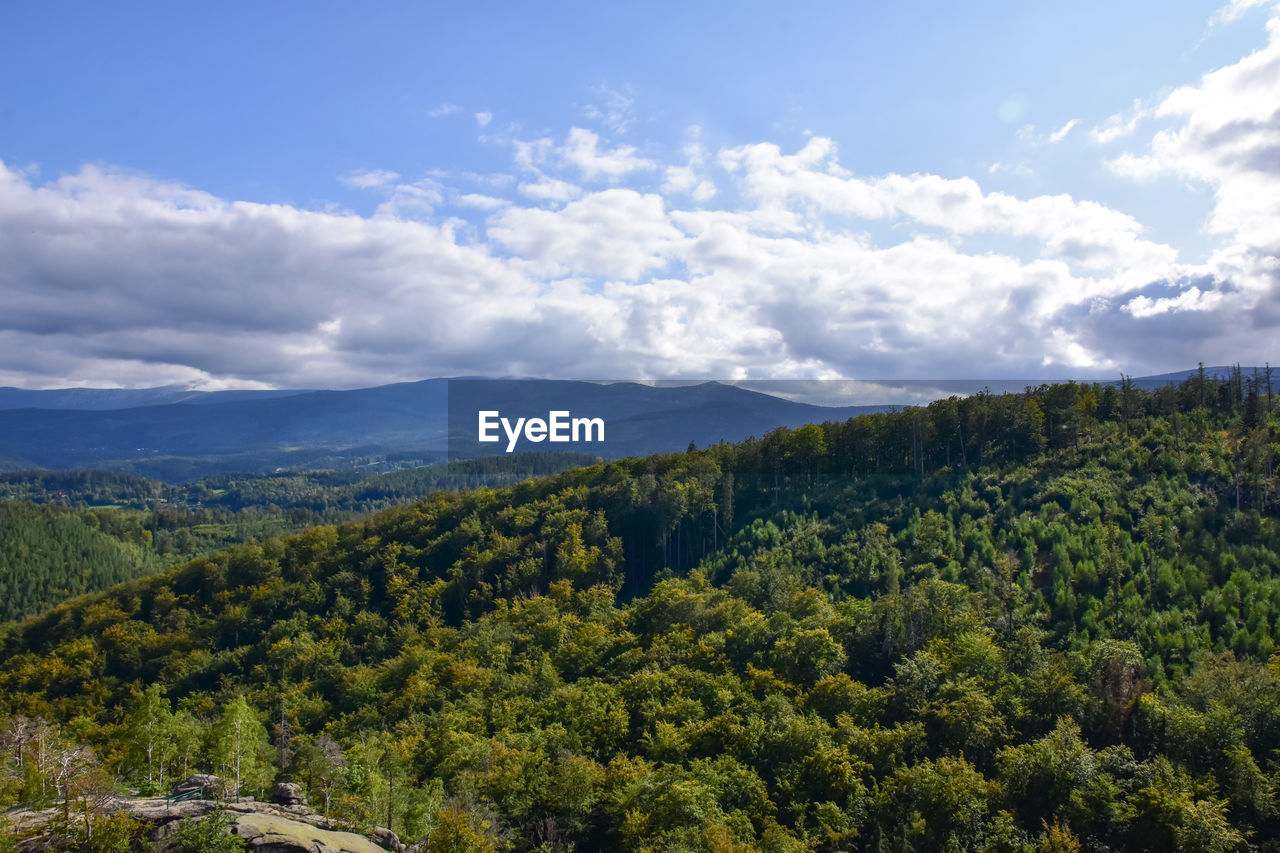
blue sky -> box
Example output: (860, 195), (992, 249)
(2, 1), (1279, 388)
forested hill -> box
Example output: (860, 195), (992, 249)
(0, 502), (158, 624)
(0, 452), (601, 623)
(2, 374), (1279, 851)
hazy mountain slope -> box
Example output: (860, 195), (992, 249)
(0, 380), (450, 476)
(0, 385), (312, 410)
(1127, 365), (1275, 389)
(2, 370), (1269, 481)
(445, 379), (886, 458)
(0, 380), (886, 479)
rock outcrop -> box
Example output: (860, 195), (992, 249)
(271, 782), (307, 807)
(5, 795), (395, 853)
(367, 826), (406, 853)
(171, 773), (221, 798)
(228, 812), (388, 853)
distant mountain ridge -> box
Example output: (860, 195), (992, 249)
(445, 379), (885, 460)
(0, 369), (1271, 481)
(0, 380), (451, 479)
(3, 367), (1274, 412)
(1126, 365), (1274, 389)
(0, 379), (885, 481)
(0, 385), (313, 410)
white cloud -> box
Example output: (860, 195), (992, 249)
(720, 137), (1176, 274)
(663, 166), (696, 194)
(662, 126), (717, 200)
(513, 137), (554, 172)
(1125, 285), (1224, 317)
(1049, 118), (1080, 143)
(1209, 0), (1273, 26)
(454, 193), (509, 211)
(988, 161), (1034, 177)
(1107, 11), (1280, 252)
(0, 143), (1202, 389)
(582, 84), (636, 134)
(662, 166), (717, 200)
(0, 163), (553, 387)
(342, 170), (444, 217)
(691, 180), (717, 202)
(427, 103), (459, 118)
(1090, 100), (1149, 144)
(1104, 152), (1164, 180)
(1078, 7), (1280, 368)
(377, 179), (445, 219)
(487, 189), (684, 279)
(516, 178), (582, 202)
(512, 128), (655, 184)
(475, 111), (493, 127)
(559, 127), (655, 181)
(341, 169), (400, 190)
(8, 10), (1280, 392)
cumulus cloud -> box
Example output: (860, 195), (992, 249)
(720, 136), (1177, 275)
(509, 129), (654, 183)
(1125, 284), (1225, 318)
(516, 178), (582, 203)
(5, 13), (1280, 390)
(662, 166), (717, 201)
(0, 143), (1184, 389)
(1108, 12), (1280, 252)
(1079, 8), (1280, 368)
(475, 111), (493, 127)
(558, 128), (655, 181)
(487, 189), (685, 279)
(0, 162), (648, 388)
(662, 126), (717, 201)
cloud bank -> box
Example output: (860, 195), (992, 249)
(3, 14), (1280, 389)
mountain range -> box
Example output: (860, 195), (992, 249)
(0, 368), (1271, 481)
(0, 379), (886, 480)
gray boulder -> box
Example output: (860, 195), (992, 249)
(272, 781), (307, 807)
(172, 774), (220, 798)
(368, 827), (405, 853)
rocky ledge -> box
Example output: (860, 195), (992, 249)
(4, 776), (406, 853)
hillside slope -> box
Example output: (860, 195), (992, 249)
(0, 502), (157, 623)
(1, 377), (1278, 851)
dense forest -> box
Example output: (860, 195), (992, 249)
(0, 453), (599, 622)
(0, 453), (603, 514)
(1, 370), (1279, 851)
(0, 503), (159, 626)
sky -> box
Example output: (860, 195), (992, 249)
(1, 0), (1279, 389)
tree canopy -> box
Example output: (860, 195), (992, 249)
(2, 371), (1279, 851)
